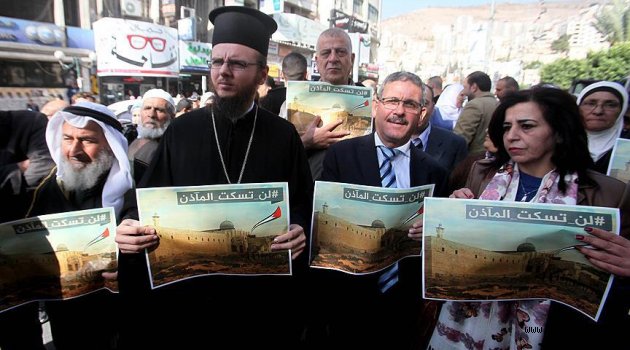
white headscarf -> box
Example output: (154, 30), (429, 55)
(142, 88), (175, 110)
(577, 81), (628, 162)
(46, 101), (133, 218)
(435, 83), (465, 121)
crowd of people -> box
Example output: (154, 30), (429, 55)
(1, 6), (629, 350)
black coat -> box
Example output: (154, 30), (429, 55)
(308, 133), (448, 349)
(0, 110), (54, 222)
(118, 104), (313, 349)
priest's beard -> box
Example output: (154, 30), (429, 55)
(58, 149), (115, 192)
(137, 120), (170, 139)
(212, 84), (258, 122)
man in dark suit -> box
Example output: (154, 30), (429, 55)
(411, 84), (468, 173)
(314, 71), (448, 349)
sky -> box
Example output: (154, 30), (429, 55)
(381, 0), (540, 20)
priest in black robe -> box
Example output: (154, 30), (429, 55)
(115, 7), (313, 350)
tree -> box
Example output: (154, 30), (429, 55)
(523, 60), (542, 69)
(584, 41), (630, 80)
(539, 58), (587, 88)
(551, 34), (570, 55)
(594, 0), (630, 44)
(540, 42), (630, 88)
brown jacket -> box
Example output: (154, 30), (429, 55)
(463, 159), (630, 347)
(465, 159), (630, 238)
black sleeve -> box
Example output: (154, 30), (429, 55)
(288, 126), (314, 231)
(321, 144), (340, 182)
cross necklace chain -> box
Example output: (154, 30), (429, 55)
(210, 105), (258, 184)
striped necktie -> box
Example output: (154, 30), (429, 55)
(377, 145), (399, 293)
(379, 146), (398, 188)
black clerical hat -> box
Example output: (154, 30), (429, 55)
(209, 6), (278, 56)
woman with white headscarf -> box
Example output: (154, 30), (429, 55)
(577, 81), (629, 174)
(432, 83), (465, 130)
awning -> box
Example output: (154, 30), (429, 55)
(0, 41), (94, 63)
(271, 13), (326, 50)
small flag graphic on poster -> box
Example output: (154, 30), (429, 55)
(251, 206), (282, 232)
(351, 100), (370, 111)
(85, 228), (110, 249)
(401, 204), (424, 226)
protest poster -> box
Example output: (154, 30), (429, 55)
(137, 183), (291, 288)
(0, 208), (117, 313)
(423, 198), (619, 320)
(285, 81), (373, 139)
(310, 181), (433, 274)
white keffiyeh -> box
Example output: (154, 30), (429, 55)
(46, 101), (132, 218)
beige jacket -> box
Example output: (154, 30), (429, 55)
(453, 92), (498, 154)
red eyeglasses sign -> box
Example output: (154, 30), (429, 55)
(127, 34), (166, 52)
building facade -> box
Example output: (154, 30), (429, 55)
(0, 0), (381, 109)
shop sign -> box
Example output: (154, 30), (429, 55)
(0, 16), (66, 47)
(93, 18), (179, 77)
(260, 0), (284, 14)
(179, 40), (211, 73)
(178, 17), (196, 41)
(272, 13), (326, 50)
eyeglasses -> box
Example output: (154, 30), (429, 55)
(208, 58), (261, 71)
(378, 97), (423, 113)
(127, 35), (166, 52)
(580, 100), (621, 112)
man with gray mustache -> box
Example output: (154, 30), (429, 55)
(311, 71), (448, 348)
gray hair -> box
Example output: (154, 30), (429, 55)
(378, 71), (425, 106)
(316, 27), (353, 53)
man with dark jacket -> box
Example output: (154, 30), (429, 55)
(314, 71), (448, 349)
(259, 51), (308, 115)
(0, 110), (54, 222)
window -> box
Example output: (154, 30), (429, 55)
(0, 1), (54, 22)
(368, 4), (378, 23)
(353, 0), (364, 15)
(63, 0), (80, 27)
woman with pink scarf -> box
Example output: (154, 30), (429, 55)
(424, 87), (630, 349)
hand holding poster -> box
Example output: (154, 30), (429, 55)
(423, 198), (619, 320)
(136, 183), (291, 289)
(0, 208), (118, 313)
(310, 181), (434, 274)
(285, 81), (373, 139)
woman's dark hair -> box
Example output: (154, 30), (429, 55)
(487, 87), (594, 192)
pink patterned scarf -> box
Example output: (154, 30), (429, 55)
(479, 161), (578, 205)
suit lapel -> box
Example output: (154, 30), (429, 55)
(409, 146), (427, 187)
(426, 130), (445, 160)
(359, 134), (383, 187)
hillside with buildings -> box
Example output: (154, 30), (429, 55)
(378, 0), (610, 86)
